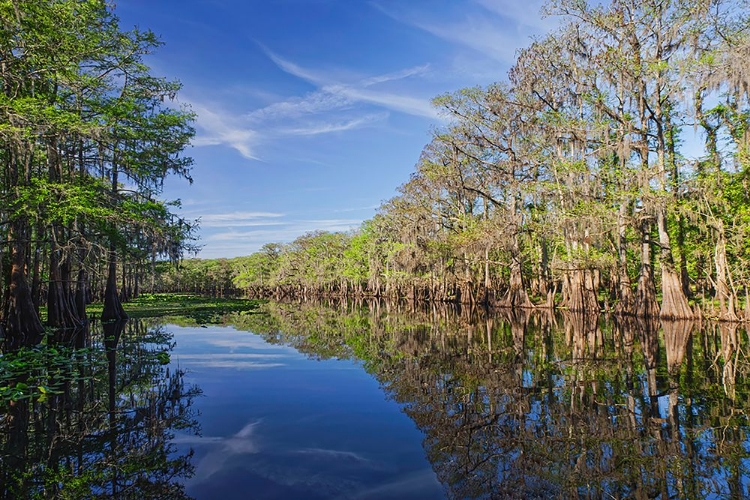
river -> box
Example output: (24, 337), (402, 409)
(1, 300), (749, 499)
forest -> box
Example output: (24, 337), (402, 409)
(159, 0), (750, 322)
(4, 0), (750, 356)
(0, 0), (196, 349)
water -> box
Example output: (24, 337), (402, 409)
(2, 301), (750, 499)
(169, 324), (443, 499)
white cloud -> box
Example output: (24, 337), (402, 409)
(181, 358), (286, 369)
(372, 0), (557, 67)
(265, 51), (439, 119)
(264, 49), (328, 86)
(473, 0), (556, 31)
(188, 101), (260, 160)
(280, 113), (388, 136)
(246, 91), (353, 122)
(168, 326), (297, 352)
(198, 217), (365, 258)
(189, 419), (263, 484)
(409, 17), (527, 63)
(206, 218), (362, 242)
(177, 353), (285, 361)
(185, 56), (435, 160)
(200, 211), (285, 228)
(361, 64), (431, 87)
(329, 85), (438, 119)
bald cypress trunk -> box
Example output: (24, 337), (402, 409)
(657, 207), (693, 320)
(5, 220), (44, 350)
(47, 231), (80, 329)
(636, 219), (660, 319)
(615, 201), (636, 316)
(102, 248), (128, 322)
(715, 228), (738, 322)
(46, 141), (81, 330)
(75, 269), (89, 320)
(102, 158), (128, 322)
(501, 232), (532, 309)
(565, 268), (599, 313)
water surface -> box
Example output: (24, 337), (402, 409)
(3, 301), (750, 499)
(168, 323), (444, 499)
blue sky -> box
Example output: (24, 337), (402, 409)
(115, 0), (555, 258)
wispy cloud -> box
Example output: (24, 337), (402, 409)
(473, 0), (555, 31)
(199, 217), (365, 258)
(372, 0), (555, 65)
(189, 419), (263, 484)
(280, 113), (388, 136)
(331, 204), (379, 213)
(409, 17), (526, 63)
(207, 218), (362, 242)
(361, 64), (430, 87)
(264, 51), (439, 120)
(188, 101), (260, 160)
(319, 84), (437, 119)
(188, 3), (551, 161)
(245, 91), (352, 122)
(199, 211), (285, 228)
(186, 54), (436, 160)
(263, 49), (327, 85)
(177, 354), (286, 370)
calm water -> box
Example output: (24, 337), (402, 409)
(2, 301), (750, 499)
(168, 324), (443, 499)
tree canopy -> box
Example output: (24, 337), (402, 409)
(0, 0), (196, 349)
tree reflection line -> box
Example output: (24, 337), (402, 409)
(0, 320), (200, 499)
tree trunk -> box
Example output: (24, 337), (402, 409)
(30, 222), (43, 315)
(564, 268), (599, 313)
(75, 269), (89, 320)
(5, 221), (44, 349)
(615, 201), (635, 316)
(47, 231), (80, 329)
(714, 228), (738, 321)
(657, 207), (693, 319)
(636, 218), (660, 318)
(501, 256), (532, 308)
(102, 247), (128, 322)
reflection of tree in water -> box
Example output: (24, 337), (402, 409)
(0, 320), (200, 499)
(229, 299), (750, 499)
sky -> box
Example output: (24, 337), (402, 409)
(115, 0), (557, 259)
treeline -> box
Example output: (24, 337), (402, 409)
(167, 0), (750, 321)
(0, 1), (195, 349)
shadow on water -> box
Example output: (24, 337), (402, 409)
(222, 299), (750, 499)
(0, 319), (200, 499)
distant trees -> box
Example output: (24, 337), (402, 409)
(0, 0), (196, 349)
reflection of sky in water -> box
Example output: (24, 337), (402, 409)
(168, 324), (445, 500)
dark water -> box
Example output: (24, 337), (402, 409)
(2, 301), (750, 499)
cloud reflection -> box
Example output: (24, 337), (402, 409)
(189, 419), (263, 483)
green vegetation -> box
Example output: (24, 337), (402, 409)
(0, 344), (100, 408)
(0, 0), (195, 350)
(87, 292), (265, 323)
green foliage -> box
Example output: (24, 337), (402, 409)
(87, 292), (265, 323)
(0, 344), (103, 408)
(0, 0), (197, 345)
